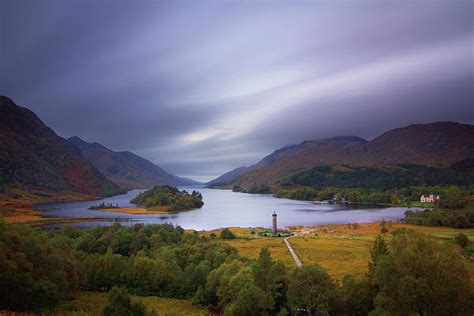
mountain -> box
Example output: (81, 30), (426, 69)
(0, 96), (122, 197)
(69, 136), (200, 190)
(206, 166), (249, 187)
(224, 122), (474, 189)
(368, 122), (474, 165)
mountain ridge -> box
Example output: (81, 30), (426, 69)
(213, 121), (474, 189)
(68, 136), (200, 190)
(0, 96), (122, 197)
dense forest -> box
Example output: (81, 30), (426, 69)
(232, 184), (272, 194)
(231, 160), (474, 212)
(130, 185), (204, 212)
(287, 159), (474, 191)
(0, 217), (472, 315)
(403, 207), (474, 228)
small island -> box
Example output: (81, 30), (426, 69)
(130, 185), (204, 213)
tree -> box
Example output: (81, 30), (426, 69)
(372, 231), (474, 315)
(347, 189), (362, 202)
(390, 194), (401, 205)
(454, 233), (469, 249)
(287, 264), (336, 314)
(220, 228), (235, 239)
(102, 286), (132, 315)
(81, 252), (128, 290)
(367, 235), (389, 280)
(440, 186), (466, 209)
(380, 220), (388, 234)
(252, 248), (288, 312)
(224, 284), (271, 316)
(182, 260), (212, 295)
(339, 275), (372, 315)
(102, 286), (154, 316)
(124, 256), (171, 295)
(0, 223), (77, 312)
(194, 262), (242, 307)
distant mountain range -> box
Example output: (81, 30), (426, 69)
(209, 121), (474, 189)
(206, 166), (249, 187)
(0, 96), (121, 197)
(2, 94), (472, 198)
(0, 96), (199, 200)
(69, 136), (200, 190)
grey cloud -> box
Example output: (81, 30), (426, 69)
(1, 0), (473, 181)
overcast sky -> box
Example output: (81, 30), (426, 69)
(1, 0), (473, 181)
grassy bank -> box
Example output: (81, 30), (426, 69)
(92, 206), (171, 214)
(0, 187), (125, 224)
(214, 223), (474, 282)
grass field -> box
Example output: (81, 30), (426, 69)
(290, 223), (474, 282)
(213, 223), (474, 283)
(290, 235), (373, 280)
(223, 237), (295, 267)
(405, 201), (435, 208)
(56, 291), (207, 316)
(201, 227), (296, 267)
(0, 188), (106, 224)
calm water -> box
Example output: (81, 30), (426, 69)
(37, 188), (416, 230)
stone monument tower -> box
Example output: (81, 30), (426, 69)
(272, 211), (277, 235)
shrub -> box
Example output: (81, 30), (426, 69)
(102, 286), (154, 316)
(454, 233), (469, 248)
(220, 228), (235, 239)
(102, 286), (132, 316)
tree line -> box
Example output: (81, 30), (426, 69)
(0, 217), (472, 315)
(89, 202), (120, 210)
(276, 184), (474, 229)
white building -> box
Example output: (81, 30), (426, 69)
(420, 194), (440, 203)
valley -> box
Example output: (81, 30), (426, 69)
(1, 96), (473, 315)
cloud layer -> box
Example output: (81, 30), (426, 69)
(1, 1), (473, 181)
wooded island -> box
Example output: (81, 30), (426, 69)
(130, 185), (204, 213)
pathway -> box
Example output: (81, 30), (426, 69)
(284, 235), (303, 268)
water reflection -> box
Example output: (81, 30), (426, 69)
(37, 188), (417, 230)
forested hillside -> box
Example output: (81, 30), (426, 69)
(223, 122), (474, 190)
(0, 96), (121, 197)
(288, 159), (474, 190)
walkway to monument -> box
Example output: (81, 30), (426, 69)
(284, 235), (303, 268)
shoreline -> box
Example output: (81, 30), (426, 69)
(91, 206), (171, 215)
(17, 216), (135, 227)
(207, 187), (435, 209)
(1, 188), (130, 224)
